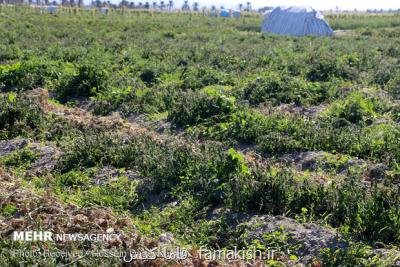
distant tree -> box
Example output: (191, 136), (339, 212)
(193, 1), (199, 11)
(138, 2), (142, 8)
(152, 1), (157, 9)
(144, 1), (149, 8)
(78, 0), (83, 7)
(44, 0), (49, 5)
(159, 1), (165, 9)
(245, 1), (251, 11)
(167, 0), (173, 10)
(182, 0), (189, 11)
(119, 0), (128, 7)
(238, 3), (243, 11)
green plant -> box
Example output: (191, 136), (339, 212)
(385, 72), (400, 99)
(0, 148), (39, 169)
(169, 91), (236, 127)
(324, 92), (377, 124)
(319, 242), (399, 267)
(0, 93), (45, 140)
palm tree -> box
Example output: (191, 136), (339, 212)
(181, 0), (189, 11)
(193, 1), (199, 11)
(245, 1), (251, 11)
(159, 1), (164, 10)
(167, 0), (173, 10)
(152, 1), (157, 9)
(238, 3), (243, 11)
(144, 1), (149, 8)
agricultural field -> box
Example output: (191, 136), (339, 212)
(1, 6), (400, 266)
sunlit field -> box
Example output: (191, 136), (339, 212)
(1, 6), (400, 266)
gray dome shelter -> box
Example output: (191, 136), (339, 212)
(262, 6), (333, 37)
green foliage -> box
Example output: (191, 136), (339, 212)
(55, 56), (111, 100)
(169, 91), (236, 127)
(239, 72), (339, 106)
(3, 9), (400, 266)
(390, 104), (400, 122)
(385, 72), (400, 99)
(57, 170), (92, 189)
(0, 148), (39, 169)
(91, 86), (132, 115)
(326, 13), (400, 30)
(324, 92), (378, 124)
(0, 59), (58, 90)
(118, 86), (171, 116)
(182, 66), (233, 90)
(49, 170), (138, 210)
(320, 242), (399, 267)
(240, 72), (305, 105)
(76, 176), (138, 210)
(306, 53), (359, 82)
(0, 93), (45, 140)
(135, 197), (235, 247)
(1, 204), (18, 217)
(252, 226), (301, 259)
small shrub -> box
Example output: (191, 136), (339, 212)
(324, 92), (377, 124)
(56, 58), (110, 100)
(2, 148), (39, 167)
(239, 72), (335, 106)
(0, 59), (58, 91)
(169, 92), (236, 127)
(385, 72), (400, 99)
(78, 176), (138, 210)
(0, 94), (45, 139)
(182, 66), (233, 90)
(57, 170), (91, 189)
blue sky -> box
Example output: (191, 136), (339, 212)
(169, 0), (400, 11)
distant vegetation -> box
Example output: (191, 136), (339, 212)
(326, 12), (400, 30)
